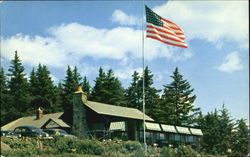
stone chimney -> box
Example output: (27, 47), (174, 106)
(75, 86), (87, 103)
(36, 107), (43, 119)
(72, 86), (89, 139)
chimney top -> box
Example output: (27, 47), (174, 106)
(36, 107), (43, 119)
(75, 86), (84, 93)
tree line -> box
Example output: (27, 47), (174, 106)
(0, 51), (248, 156)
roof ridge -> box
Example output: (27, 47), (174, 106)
(87, 100), (140, 111)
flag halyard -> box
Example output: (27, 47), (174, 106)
(145, 5), (188, 48)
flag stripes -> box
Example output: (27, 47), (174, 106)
(145, 5), (188, 48)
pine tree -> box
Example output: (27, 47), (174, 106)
(0, 67), (11, 125)
(29, 64), (59, 113)
(61, 66), (81, 125)
(216, 105), (235, 154)
(199, 105), (236, 155)
(159, 67), (199, 125)
(138, 66), (160, 119)
(62, 66), (81, 108)
(54, 81), (64, 112)
(90, 67), (126, 106)
(73, 66), (82, 86)
(82, 76), (91, 96)
(231, 119), (249, 156)
(7, 51), (31, 119)
(125, 71), (140, 108)
(199, 109), (221, 154)
(90, 67), (106, 102)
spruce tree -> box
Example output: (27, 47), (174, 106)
(62, 66), (81, 107)
(61, 66), (81, 125)
(73, 66), (82, 86)
(7, 51), (31, 119)
(29, 64), (59, 113)
(216, 105), (235, 154)
(82, 76), (91, 96)
(125, 71), (140, 108)
(0, 67), (11, 125)
(90, 67), (126, 106)
(199, 105), (236, 155)
(137, 66), (160, 119)
(159, 67), (199, 125)
(90, 67), (106, 103)
(231, 119), (249, 156)
(199, 109), (221, 154)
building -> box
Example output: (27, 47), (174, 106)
(1, 87), (203, 149)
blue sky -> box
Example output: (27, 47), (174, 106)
(1, 1), (249, 122)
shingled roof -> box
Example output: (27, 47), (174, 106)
(1, 112), (65, 131)
(86, 101), (154, 121)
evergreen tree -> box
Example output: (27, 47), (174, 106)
(82, 76), (91, 96)
(199, 105), (235, 155)
(0, 67), (11, 125)
(125, 71), (140, 108)
(90, 67), (126, 106)
(29, 64), (60, 113)
(61, 66), (81, 125)
(231, 119), (249, 156)
(62, 66), (80, 109)
(199, 109), (221, 154)
(216, 105), (235, 154)
(73, 66), (82, 86)
(90, 67), (106, 103)
(54, 81), (64, 112)
(7, 51), (31, 119)
(159, 67), (199, 125)
(138, 66), (160, 119)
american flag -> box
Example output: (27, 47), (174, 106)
(145, 5), (188, 48)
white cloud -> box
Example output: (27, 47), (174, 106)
(216, 51), (243, 73)
(1, 34), (72, 68)
(114, 66), (142, 80)
(1, 22), (190, 70)
(111, 10), (139, 26)
(153, 1), (249, 48)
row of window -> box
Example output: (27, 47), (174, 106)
(139, 131), (200, 147)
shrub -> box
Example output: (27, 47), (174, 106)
(104, 142), (127, 153)
(123, 141), (143, 153)
(146, 146), (161, 157)
(76, 139), (104, 155)
(54, 137), (80, 153)
(1, 137), (39, 156)
(102, 151), (128, 157)
(175, 145), (199, 157)
(161, 147), (175, 157)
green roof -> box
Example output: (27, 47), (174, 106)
(1, 112), (64, 131)
(86, 101), (154, 121)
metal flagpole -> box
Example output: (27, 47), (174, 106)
(141, 0), (147, 154)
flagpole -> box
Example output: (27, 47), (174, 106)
(141, 1), (147, 154)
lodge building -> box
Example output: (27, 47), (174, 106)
(2, 86), (203, 149)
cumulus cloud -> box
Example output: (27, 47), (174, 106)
(153, 1), (249, 48)
(216, 51), (243, 73)
(111, 9), (139, 26)
(1, 34), (72, 67)
(1, 22), (190, 69)
(114, 66), (142, 80)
